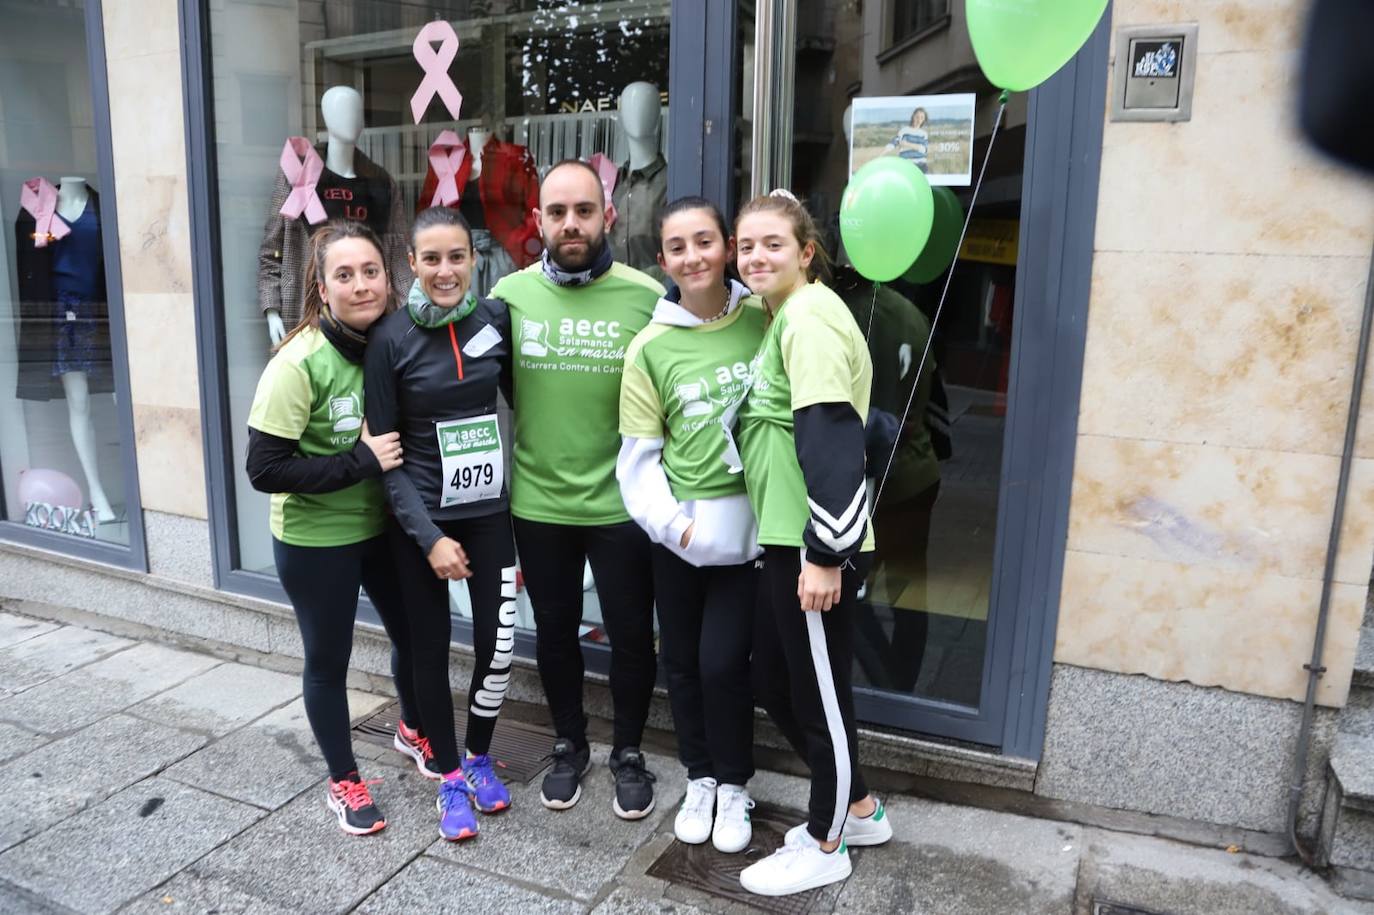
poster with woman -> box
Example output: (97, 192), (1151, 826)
(849, 94), (976, 186)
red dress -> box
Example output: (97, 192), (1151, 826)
(418, 138), (543, 268)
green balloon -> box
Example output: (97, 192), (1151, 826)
(903, 186), (964, 285)
(840, 157), (933, 283)
(966, 0), (1108, 92)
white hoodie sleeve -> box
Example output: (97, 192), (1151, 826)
(617, 436), (693, 548)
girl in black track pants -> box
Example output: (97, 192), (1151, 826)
(363, 206), (516, 842)
(246, 220), (411, 837)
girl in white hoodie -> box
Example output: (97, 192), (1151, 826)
(617, 196), (766, 853)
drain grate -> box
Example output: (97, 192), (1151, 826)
(1094, 903), (1168, 915)
(352, 701), (555, 784)
(646, 803), (828, 914)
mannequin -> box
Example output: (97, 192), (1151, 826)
(609, 82), (668, 274)
(12, 176), (117, 522)
(258, 86), (412, 343)
(415, 124), (541, 291)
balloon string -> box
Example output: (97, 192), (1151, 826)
(873, 96), (1008, 512)
(865, 283), (878, 341)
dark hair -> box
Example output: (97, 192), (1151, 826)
(910, 107), (928, 126)
(278, 220), (391, 351)
(542, 158), (607, 205)
(655, 196), (730, 251)
(735, 191), (831, 282)
(409, 205), (472, 253)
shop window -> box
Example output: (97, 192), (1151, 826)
(205, 0), (671, 636)
(0, 0), (137, 550)
(757, 0), (1028, 715)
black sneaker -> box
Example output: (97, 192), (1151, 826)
(609, 747), (657, 820)
(325, 773), (386, 835)
(540, 738), (591, 810)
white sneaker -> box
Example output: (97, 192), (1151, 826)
(674, 776), (716, 844)
(712, 783), (754, 853)
(785, 795), (893, 848)
(740, 827), (851, 896)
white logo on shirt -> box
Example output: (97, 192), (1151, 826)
(329, 393), (362, 433)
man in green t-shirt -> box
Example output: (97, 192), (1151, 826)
(491, 160), (663, 820)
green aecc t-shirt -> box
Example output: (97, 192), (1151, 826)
(247, 327), (385, 547)
(492, 262), (663, 525)
(737, 283), (877, 552)
(620, 297), (767, 501)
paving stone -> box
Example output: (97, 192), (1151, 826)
(0, 614), (59, 651)
(589, 886), (713, 914)
(177, 764), (438, 914)
(0, 643), (220, 735)
(359, 855), (582, 914)
(1074, 828), (1374, 915)
(0, 777), (261, 914)
(0, 875), (83, 915)
(426, 745), (680, 902)
(119, 872), (294, 915)
(0, 724), (45, 766)
(0, 714), (205, 852)
(163, 691), (391, 809)
(832, 796), (1082, 914)
(129, 663), (300, 736)
(0, 626), (132, 693)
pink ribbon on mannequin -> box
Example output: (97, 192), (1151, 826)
(428, 130), (468, 207)
(19, 178), (71, 248)
(277, 138), (327, 225)
(589, 153), (619, 229)
(411, 21), (463, 124)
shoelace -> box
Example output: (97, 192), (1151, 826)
(464, 754), (498, 788)
(682, 781), (715, 817)
(718, 789), (755, 821)
(543, 744), (581, 772)
(333, 777), (382, 811)
(402, 728), (435, 761)
(439, 776), (475, 809)
(615, 755), (657, 787)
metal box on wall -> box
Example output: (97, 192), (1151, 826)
(1111, 23), (1199, 122)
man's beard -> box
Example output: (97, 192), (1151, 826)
(546, 228), (606, 272)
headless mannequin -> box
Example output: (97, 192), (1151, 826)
(266, 86), (366, 343)
(467, 127), (490, 178)
(54, 177), (114, 522)
(619, 82), (660, 171)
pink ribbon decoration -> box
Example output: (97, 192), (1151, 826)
(411, 21), (463, 124)
(589, 153), (619, 229)
(19, 178), (71, 248)
(277, 137), (327, 225)
(428, 130), (468, 207)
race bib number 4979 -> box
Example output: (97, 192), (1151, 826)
(435, 414), (503, 507)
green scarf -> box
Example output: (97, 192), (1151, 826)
(407, 279), (479, 328)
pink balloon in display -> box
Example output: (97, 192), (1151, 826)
(17, 468), (84, 509)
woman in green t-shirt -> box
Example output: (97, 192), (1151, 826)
(733, 192), (894, 897)
(246, 221), (412, 837)
(617, 197), (766, 855)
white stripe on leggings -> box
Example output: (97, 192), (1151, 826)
(804, 598), (852, 842)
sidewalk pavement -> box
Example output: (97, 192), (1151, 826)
(0, 604), (1368, 915)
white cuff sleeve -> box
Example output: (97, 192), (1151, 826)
(616, 436), (691, 546)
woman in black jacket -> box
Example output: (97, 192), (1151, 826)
(364, 206), (515, 842)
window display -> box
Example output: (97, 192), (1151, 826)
(0, 2), (131, 545)
(210, 1), (671, 638)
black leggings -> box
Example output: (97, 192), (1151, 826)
(753, 546), (870, 843)
(651, 544), (756, 785)
(512, 517), (656, 754)
(387, 511), (516, 772)
(273, 534), (420, 781)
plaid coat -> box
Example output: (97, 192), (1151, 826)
(256, 145), (412, 327)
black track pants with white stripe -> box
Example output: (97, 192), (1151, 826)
(753, 545), (871, 842)
(387, 511), (517, 769)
